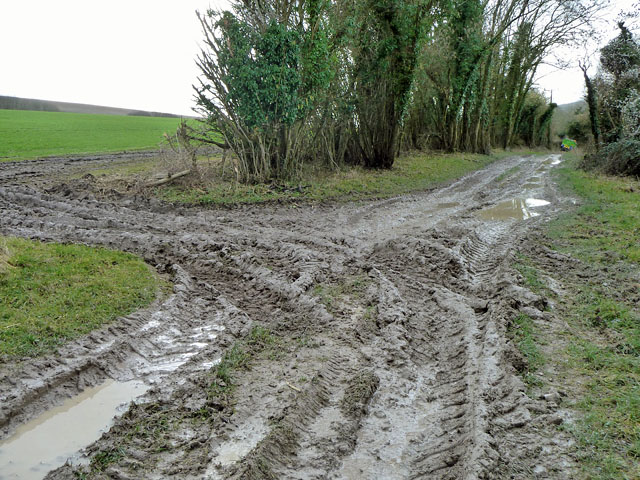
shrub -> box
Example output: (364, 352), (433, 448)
(582, 139), (640, 176)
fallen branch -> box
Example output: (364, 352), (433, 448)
(145, 169), (191, 188)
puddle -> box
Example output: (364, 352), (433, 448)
(477, 198), (550, 221)
(0, 380), (148, 480)
(522, 182), (541, 189)
(435, 202), (460, 209)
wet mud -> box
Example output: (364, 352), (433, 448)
(0, 153), (577, 479)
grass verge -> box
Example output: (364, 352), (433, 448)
(0, 109), (181, 160)
(157, 150), (521, 205)
(517, 152), (639, 479)
(0, 236), (163, 358)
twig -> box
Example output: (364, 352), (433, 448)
(286, 382), (301, 392)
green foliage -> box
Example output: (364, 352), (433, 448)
(192, 0), (603, 180)
(335, 0), (432, 168)
(0, 110), (180, 161)
(0, 237), (161, 357)
(590, 22), (640, 151)
(566, 117), (591, 143)
(601, 23), (640, 79)
(534, 102), (557, 147)
(583, 139), (640, 176)
(516, 91), (547, 146)
(195, 1), (333, 181)
(216, 15), (302, 129)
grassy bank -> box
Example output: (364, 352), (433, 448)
(0, 237), (164, 358)
(158, 150), (518, 205)
(0, 109), (181, 160)
(516, 152), (640, 479)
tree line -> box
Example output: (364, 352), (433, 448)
(193, 0), (604, 182)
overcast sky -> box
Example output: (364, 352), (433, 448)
(0, 0), (220, 116)
(0, 0), (636, 115)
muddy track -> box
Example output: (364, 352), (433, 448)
(0, 154), (576, 479)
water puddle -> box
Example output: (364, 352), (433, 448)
(435, 202), (460, 209)
(477, 198), (550, 221)
(0, 380), (148, 480)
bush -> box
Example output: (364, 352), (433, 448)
(567, 116), (592, 143)
(582, 139), (640, 176)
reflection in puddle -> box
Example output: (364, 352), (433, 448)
(0, 380), (148, 480)
(477, 198), (550, 221)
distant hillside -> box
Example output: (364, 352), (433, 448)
(552, 99), (587, 139)
(0, 95), (180, 118)
(556, 100), (587, 114)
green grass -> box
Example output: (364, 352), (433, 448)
(0, 236), (162, 357)
(158, 151), (516, 205)
(0, 109), (181, 160)
(546, 154), (640, 479)
(549, 153), (640, 264)
(90, 447), (126, 473)
(514, 254), (547, 294)
(508, 313), (545, 388)
(207, 326), (280, 400)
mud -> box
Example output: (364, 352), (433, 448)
(0, 153), (578, 479)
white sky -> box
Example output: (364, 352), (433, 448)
(0, 0), (223, 116)
(535, 0), (638, 104)
(0, 0), (636, 115)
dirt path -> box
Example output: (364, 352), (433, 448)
(0, 154), (575, 479)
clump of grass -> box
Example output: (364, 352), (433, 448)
(341, 370), (380, 417)
(508, 313), (544, 388)
(513, 256), (546, 294)
(0, 236), (162, 357)
(313, 275), (371, 314)
(0, 238), (11, 273)
(208, 326), (280, 401)
(90, 447), (126, 472)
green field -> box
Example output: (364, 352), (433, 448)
(0, 109), (182, 160)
